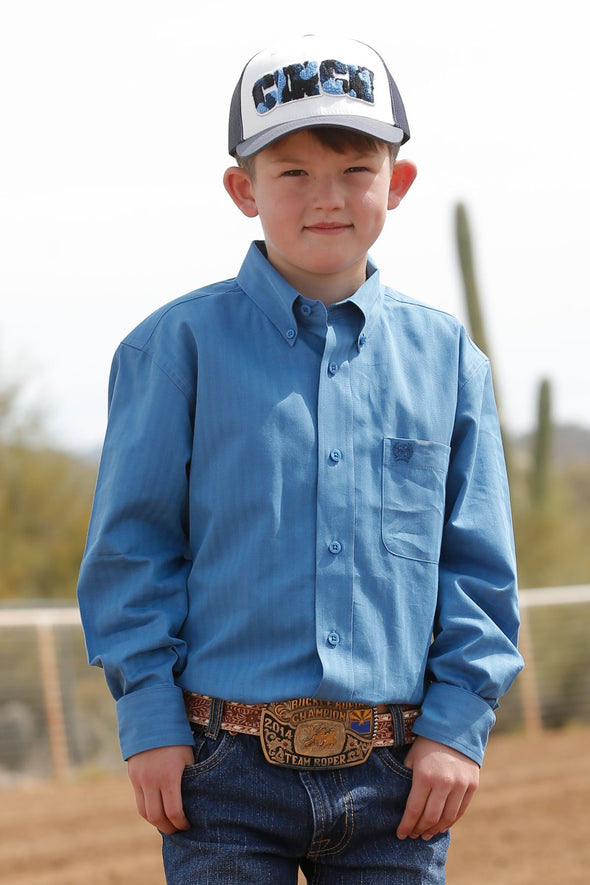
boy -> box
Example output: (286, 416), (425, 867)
(78, 35), (523, 883)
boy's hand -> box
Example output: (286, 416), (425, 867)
(127, 745), (194, 834)
(396, 736), (479, 841)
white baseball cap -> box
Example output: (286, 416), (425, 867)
(228, 35), (410, 157)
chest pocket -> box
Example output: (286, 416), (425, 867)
(381, 437), (450, 563)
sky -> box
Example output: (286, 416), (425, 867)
(1, 1), (588, 453)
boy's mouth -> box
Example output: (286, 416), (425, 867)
(304, 222), (352, 234)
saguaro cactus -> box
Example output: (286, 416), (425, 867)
(531, 378), (552, 508)
(455, 202), (492, 359)
(454, 202), (512, 481)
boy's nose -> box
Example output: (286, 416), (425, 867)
(310, 175), (345, 209)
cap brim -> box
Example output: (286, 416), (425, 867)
(234, 116), (406, 158)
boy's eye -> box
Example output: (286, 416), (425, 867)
(345, 166), (370, 174)
(281, 169), (307, 177)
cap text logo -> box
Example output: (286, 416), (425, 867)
(253, 59), (375, 115)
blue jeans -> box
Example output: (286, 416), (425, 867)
(162, 722), (449, 884)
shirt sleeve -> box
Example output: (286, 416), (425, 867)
(412, 355), (524, 765)
(77, 342), (196, 759)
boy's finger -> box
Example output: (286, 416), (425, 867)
(396, 782), (430, 839)
(143, 789), (173, 832)
(404, 789), (447, 839)
(142, 790), (188, 834)
(416, 782), (477, 840)
(131, 782), (147, 821)
(162, 785), (191, 831)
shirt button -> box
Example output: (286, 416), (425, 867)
(328, 361), (339, 375)
(327, 631), (341, 646)
(300, 304), (312, 316)
(285, 328), (296, 340)
(328, 540), (342, 555)
(359, 333), (367, 347)
(329, 449), (342, 463)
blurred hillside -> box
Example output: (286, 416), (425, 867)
(514, 424), (590, 467)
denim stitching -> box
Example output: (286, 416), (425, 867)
(376, 747), (414, 781)
(305, 771), (355, 858)
(303, 773), (329, 856)
(322, 770), (354, 856)
(181, 731), (237, 780)
(204, 697), (224, 739)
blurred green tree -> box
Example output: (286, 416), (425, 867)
(0, 373), (96, 599)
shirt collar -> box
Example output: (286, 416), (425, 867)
(236, 241), (383, 349)
(237, 242), (301, 347)
(344, 257), (382, 351)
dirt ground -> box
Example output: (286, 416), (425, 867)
(2, 727), (589, 884)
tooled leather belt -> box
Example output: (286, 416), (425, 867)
(183, 691), (420, 770)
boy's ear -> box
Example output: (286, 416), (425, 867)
(223, 166), (259, 218)
(387, 160), (417, 210)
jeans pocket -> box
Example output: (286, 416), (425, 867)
(182, 725), (237, 779)
(376, 745), (414, 781)
(381, 437), (450, 563)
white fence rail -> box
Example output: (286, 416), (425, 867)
(519, 584), (590, 607)
(517, 585), (590, 734)
(1, 586), (589, 780)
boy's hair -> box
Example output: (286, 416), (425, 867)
(236, 127), (400, 179)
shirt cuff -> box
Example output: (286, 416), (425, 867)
(116, 684), (194, 760)
(412, 682), (496, 766)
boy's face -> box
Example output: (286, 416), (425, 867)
(224, 130), (416, 303)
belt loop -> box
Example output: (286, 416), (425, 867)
(387, 704), (406, 747)
(205, 697), (224, 739)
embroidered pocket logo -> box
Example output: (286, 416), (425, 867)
(393, 441), (414, 462)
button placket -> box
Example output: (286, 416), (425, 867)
(315, 318), (356, 684)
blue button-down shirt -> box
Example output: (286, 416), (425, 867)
(78, 241), (522, 764)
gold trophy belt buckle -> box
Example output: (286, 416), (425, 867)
(260, 699), (376, 770)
